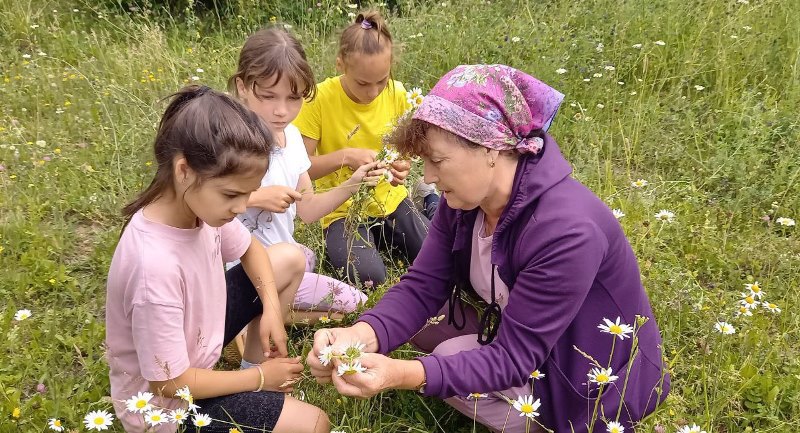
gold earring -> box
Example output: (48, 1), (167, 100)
(489, 160), (496, 168)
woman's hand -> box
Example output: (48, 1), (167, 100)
(330, 353), (399, 398)
(388, 160), (411, 186)
(250, 185), (302, 213)
(306, 323), (379, 384)
(259, 356), (303, 392)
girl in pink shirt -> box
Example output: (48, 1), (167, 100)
(105, 86), (330, 433)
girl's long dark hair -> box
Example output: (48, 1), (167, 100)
(122, 85), (274, 220)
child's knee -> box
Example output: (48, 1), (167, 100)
(313, 408), (330, 433)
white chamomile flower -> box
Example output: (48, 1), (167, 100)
(714, 321), (735, 335)
(319, 315), (331, 324)
(597, 317), (634, 340)
(466, 392), (488, 400)
(775, 217), (796, 226)
(529, 370), (545, 380)
(48, 418), (64, 431)
(604, 65), (616, 71)
(678, 423), (706, 433)
(14, 309), (32, 321)
(384, 170), (394, 183)
(406, 87), (424, 107)
(631, 179), (648, 188)
(763, 302), (781, 314)
(588, 367), (618, 384)
(511, 36), (521, 42)
(606, 420), (625, 433)
(343, 341), (367, 361)
(739, 293), (759, 309)
(337, 360), (367, 376)
(192, 413), (212, 427)
(175, 386), (192, 401)
(745, 281), (765, 299)
(654, 210), (676, 223)
(694, 85), (705, 91)
(125, 391), (154, 413)
(196, 68), (204, 73)
(191, 75), (200, 81)
(83, 410), (114, 431)
(654, 40), (666, 46)
(169, 408), (188, 424)
(735, 306), (753, 317)
(144, 409), (167, 426)
(318, 345), (336, 367)
(632, 43), (643, 49)
(512, 395), (541, 418)
(612, 209), (625, 219)
(555, 68), (567, 75)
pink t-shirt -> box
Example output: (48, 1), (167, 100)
(105, 210), (251, 432)
(469, 210), (509, 309)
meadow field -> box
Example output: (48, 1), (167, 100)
(1, 0), (799, 431)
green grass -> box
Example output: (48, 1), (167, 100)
(1, 0), (799, 431)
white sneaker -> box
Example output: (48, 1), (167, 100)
(411, 179), (437, 211)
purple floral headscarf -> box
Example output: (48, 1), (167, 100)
(413, 64), (564, 154)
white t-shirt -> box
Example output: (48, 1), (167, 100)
(239, 124), (311, 246)
(106, 210), (251, 432)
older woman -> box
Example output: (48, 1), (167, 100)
(307, 65), (669, 432)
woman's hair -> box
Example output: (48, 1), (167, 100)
(388, 117), (481, 158)
(338, 10), (393, 62)
(228, 26), (316, 100)
(122, 85), (274, 218)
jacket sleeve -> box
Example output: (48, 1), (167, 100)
(357, 204), (457, 354)
(417, 217), (608, 398)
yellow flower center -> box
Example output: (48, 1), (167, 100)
(136, 400), (147, 408)
(153, 415), (161, 421)
(230, 429), (242, 433)
(520, 403), (534, 414)
(769, 303), (776, 309)
(609, 324), (622, 334)
(93, 417), (105, 425)
(752, 285), (760, 293)
(745, 296), (754, 304)
(54, 420), (62, 427)
(597, 374), (609, 382)
(611, 428), (621, 433)
(531, 371), (539, 377)
(197, 420), (208, 426)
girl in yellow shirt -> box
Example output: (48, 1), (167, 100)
(294, 11), (429, 287)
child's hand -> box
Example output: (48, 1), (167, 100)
(259, 356), (304, 393)
(388, 160), (411, 186)
(344, 148), (377, 170)
(251, 185), (303, 213)
(348, 161), (384, 188)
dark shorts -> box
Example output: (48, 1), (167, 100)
(185, 265), (286, 432)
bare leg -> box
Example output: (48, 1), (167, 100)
(273, 396), (330, 433)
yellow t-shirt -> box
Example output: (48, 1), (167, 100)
(294, 76), (411, 229)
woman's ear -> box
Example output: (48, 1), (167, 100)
(173, 156), (193, 186)
(235, 77), (247, 100)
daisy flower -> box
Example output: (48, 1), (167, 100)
(763, 302), (781, 313)
(694, 85), (705, 91)
(588, 367), (618, 384)
(678, 424), (706, 433)
(735, 306), (753, 317)
(125, 391), (153, 413)
(406, 87), (424, 108)
(193, 413), (212, 427)
(48, 418), (64, 431)
(597, 317), (634, 340)
(14, 309), (32, 321)
(170, 408), (188, 424)
(745, 281), (765, 299)
(775, 217), (795, 226)
(83, 410), (114, 431)
(319, 315), (331, 324)
(555, 68), (567, 75)
(654, 210), (676, 223)
(337, 360), (367, 376)
(714, 321), (735, 335)
(654, 40), (666, 46)
(529, 370), (545, 380)
(512, 395), (541, 418)
(606, 420), (625, 433)
(466, 392), (488, 400)
(318, 345), (336, 367)
(612, 209), (625, 219)
(343, 341), (366, 361)
(632, 43), (643, 49)
(739, 294), (759, 309)
(175, 386), (192, 401)
(144, 410), (167, 426)
(631, 179), (648, 188)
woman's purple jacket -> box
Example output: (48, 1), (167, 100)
(358, 135), (669, 431)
